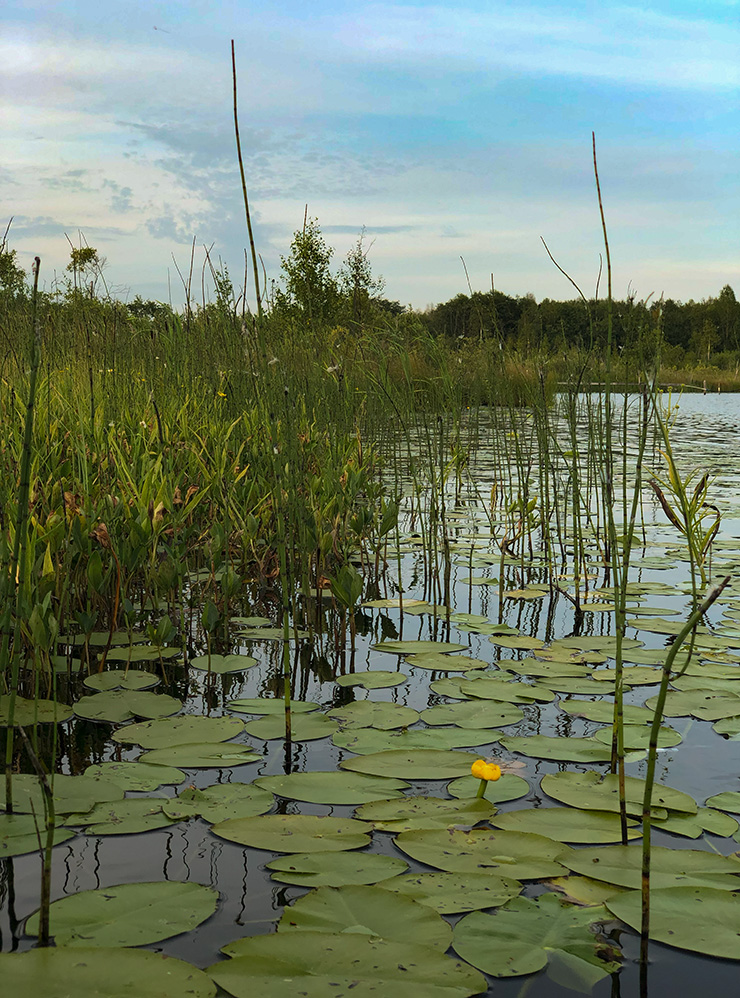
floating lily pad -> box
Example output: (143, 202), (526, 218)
(447, 773), (530, 804)
(334, 726), (502, 755)
(340, 749), (480, 779)
(25, 881), (218, 947)
(395, 827), (570, 879)
(505, 659), (588, 679)
(459, 677), (554, 703)
(60, 630), (149, 646)
(559, 700), (656, 725)
(267, 851), (408, 887)
(277, 884), (452, 952)
(646, 689), (740, 721)
(210, 932), (486, 998)
(490, 807), (640, 843)
(0, 695), (73, 725)
(354, 795), (495, 832)
(163, 782), (273, 822)
(545, 875), (628, 906)
(73, 690), (182, 723)
(212, 814), (370, 852)
(105, 646), (183, 662)
(140, 743), (261, 768)
(189, 654), (257, 674)
(372, 640), (467, 655)
(421, 701), (524, 729)
(230, 615), (272, 627)
(592, 724), (682, 750)
(606, 886), (740, 959)
(383, 870), (521, 913)
(236, 627), (309, 641)
(335, 671), (407, 689)
(542, 771), (697, 816)
(714, 716), (740, 738)
(651, 808), (739, 839)
(0, 813), (74, 857)
(0, 947), (216, 998)
(245, 713), (338, 741)
(226, 698), (318, 715)
(500, 735), (613, 762)
(70, 798), (179, 835)
(327, 701), (419, 730)
(254, 771), (407, 805)
(1, 774), (123, 816)
(112, 714), (245, 748)
(83, 670), (159, 692)
(452, 894), (621, 985)
(591, 666), (661, 686)
(83, 762), (186, 791)
(559, 844), (740, 889)
(405, 653), (488, 672)
(706, 791), (740, 814)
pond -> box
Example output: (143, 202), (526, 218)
(2, 390), (740, 997)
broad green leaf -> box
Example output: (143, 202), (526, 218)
(70, 798), (179, 835)
(592, 724), (682, 750)
(245, 713), (338, 741)
(372, 640), (467, 655)
(25, 881), (218, 947)
(500, 735), (612, 762)
(336, 671), (407, 689)
(210, 932), (486, 998)
(212, 814), (370, 852)
(0, 813), (74, 857)
(559, 700), (655, 725)
(651, 808), (739, 839)
(0, 948), (215, 998)
(189, 654), (257, 674)
(254, 771), (407, 805)
(0, 695), (72, 725)
(112, 714), (245, 748)
(405, 653), (488, 672)
(458, 676), (554, 703)
(505, 659), (588, 679)
(236, 626), (309, 641)
(104, 645), (183, 662)
(452, 895), (621, 983)
(327, 701), (419, 729)
(340, 749), (480, 779)
(226, 697), (317, 715)
(545, 875), (628, 906)
(490, 807), (640, 843)
(489, 635), (546, 651)
(354, 795), (495, 831)
(646, 688), (740, 720)
(559, 844), (740, 889)
(267, 851), (408, 887)
(542, 771), (697, 816)
(163, 782), (273, 822)
(83, 761), (186, 791)
(140, 743), (261, 768)
(276, 884), (452, 951)
(383, 870), (521, 913)
(421, 701), (523, 728)
(447, 773), (530, 804)
(607, 886), (740, 959)
(333, 726), (502, 755)
(706, 791), (740, 814)
(1, 774), (123, 816)
(83, 670), (159, 692)
(395, 827), (570, 879)
(73, 690), (182, 723)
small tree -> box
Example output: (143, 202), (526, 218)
(67, 245), (107, 294)
(274, 217), (338, 329)
(338, 229), (385, 330)
(0, 222), (27, 302)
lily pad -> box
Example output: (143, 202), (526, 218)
(267, 851), (408, 887)
(25, 881), (218, 947)
(646, 689), (740, 721)
(383, 870), (521, 913)
(0, 947), (216, 998)
(70, 798), (179, 835)
(244, 713), (338, 741)
(327, 701), (420, 730)
(592, 724), (682, 750)
(73, 690), (182, 723)
(276, 884), (452, 952)
(83, 670), (159, 692)
(0, 695), (73, 725)
(83, 762), (186, 791)
(210, 932), (486, 998)
(226, 698), (318, 715)
(500, 735), (613, 762)
(212, 814), (371, 852)
(354, 795), (495, 832)
(559, 844), (740, 889)
(447, 773), (530, 804)
(189, 654), (257, 674)
(336, 671), (407, 689)
(705, 791), (740, 814)
(405, 653), (488, 672)
(542, 771), (697, 816)
(421, 701), (524, 728)
(104, 646), (183, 662)
(334, 727), (502, 755)
(651, 808), (739, 839)
(254, 771), (408, 805)
(340, 749), (480, 779)
(606, 886), (740, 959)
(139, 743), (261, 768)
(459, 676), (554, 704)
(163, 782), (273, 822)
(1, 774), (123, 816)
(0, 813), (74, 857)
(452, 894), (621, 985)
(395, 827), (570, 879)
(112, 714), (245, 748)
(490, 807), (640, 843)
(559, 700), (656, 725)
(372, 640), (467, 655)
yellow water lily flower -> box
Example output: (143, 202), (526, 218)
(471, 759), (502, 782)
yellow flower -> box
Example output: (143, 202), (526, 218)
(471, 759), (502, 782)
(217, 391), (226, 398)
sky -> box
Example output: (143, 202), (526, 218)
(2, 0), (739, 309)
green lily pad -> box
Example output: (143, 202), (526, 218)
(267, 851), (408, 887)
(60, 630), (149, 646)
(559, 844), (740, 889)
(651, 808), (739, 839)
(189, 654), (257, 674)
(505, 659), (588, 679)
(210, 932), (486, 998)
(230, 615), (272, 627)
(421, 701), (524, 728)
(212, 814), (370, 852)
(452, 894), (621, 985)
(327, 701), (420, 730)
(354, 795), (495, 832)
(340, 749), (480, 779)
(591, 666), (662, 686)
(226, 698), (318, 715)
(163, 782), (273, 822)
(335, 671), (407, 689)
(490, 807), (640, 843)
(500, 735), (613, 762)
(559, 700), (656, 725)
(83, 762), (186, 791)
(139, 743), (261, 768)
(83, 670), (159, 692)
(0, 947), (215, 998)
(254, 771), (408, 805)
(112, 714), (245, 748)
(706, 791), (740, 814)
(545, 875), (628, 906)
(447, 773), (530, 803)
(70, 798), (179, 835)
(405, 653), (488, 672)
(646, 689), (740, 721)
(104, 645), (183, 662)
(0, 813), (74, 857)
(606, 886), (740, 958)
(1, 774), (123, 815)
(383, 870), (521, 913)
(276, 884), (452, 952)
(0, 695), (73, 725)
(542, 771), (697, 816)
(458, 676), (554, 703)
(334, 726), (502, 755)
(372, 640), (467, 655)
(73, 690), (182, 723)
(395, 827), (570, 879)
(245, 713), (338, 741)
(592, 724), (682, 750)
(714, 716), (740, 738)
(25, 881), (218, 947)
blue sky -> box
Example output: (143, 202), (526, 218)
(3, 0), (738, 308)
